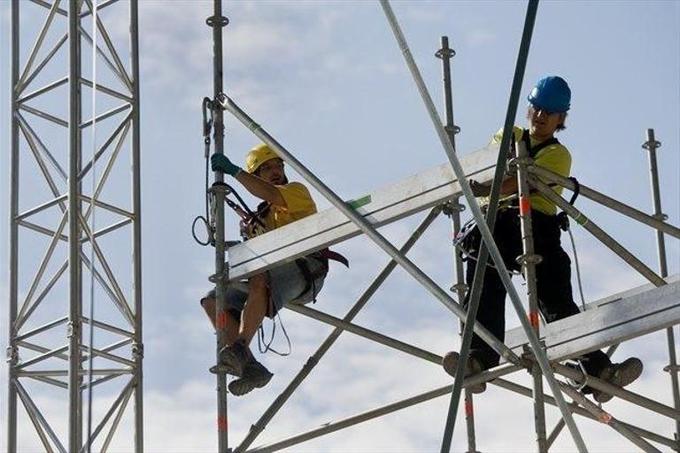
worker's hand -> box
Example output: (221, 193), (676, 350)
(211, 154), (242, 176)
(469, 179), (491, 197)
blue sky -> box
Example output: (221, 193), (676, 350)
(1, 1), (679, 451)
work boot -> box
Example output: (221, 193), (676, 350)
(592, 357), (643, 403)
(209, 361), (241, 377)
(442, 351), (487, 394)
(217, 339), (251, 377)
(228, 359), (273, 397)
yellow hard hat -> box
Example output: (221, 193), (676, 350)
(245, 143), (279, 173)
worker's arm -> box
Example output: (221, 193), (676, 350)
(470, 177), (518, 197)
(234, 171), (285, 206)
(211, 154), (285, 206)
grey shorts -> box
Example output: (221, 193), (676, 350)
(205, 258), (326, 317)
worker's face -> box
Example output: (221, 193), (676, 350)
(528, 106), (566, 139)
(256, 158), (287, 185)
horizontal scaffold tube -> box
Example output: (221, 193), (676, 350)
(527, 165), (680, 239)
(529, 176), (666, 287)
(494, 379), (677, 450)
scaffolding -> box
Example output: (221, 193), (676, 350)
(207, 1), (680, 452)
(5, 0), (679, 452)
(6, 0), (142, 451)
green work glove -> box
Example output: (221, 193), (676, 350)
(211, 154), (242, 176)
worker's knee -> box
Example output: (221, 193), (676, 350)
(248, 273), (268, 292)
(200, 296), (215, 310)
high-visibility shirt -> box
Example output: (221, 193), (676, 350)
(261, 182), (317, 231)
(483, 126), (571, 216)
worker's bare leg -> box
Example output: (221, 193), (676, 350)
(200, 296), (240, 347)
(239, 272), (269, 344)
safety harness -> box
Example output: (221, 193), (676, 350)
(241, 201), (349, 303)
(453, 129), (580, 266)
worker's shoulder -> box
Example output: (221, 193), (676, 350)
(491, 126), (524, 143)
(279, 181), (313, 196)
(282, 181), (310, 190)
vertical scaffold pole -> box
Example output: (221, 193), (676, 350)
(7, 2), (20, 452)
(643, 128), (680, 449)
(68, 0), (84, 450)
(207, 1), (230, 451)
(130, 1), (144, 450)
(515, 138), (548, 452)
(435, 36), (478, 453)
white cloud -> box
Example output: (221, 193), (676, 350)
(465, 29), (498, 47)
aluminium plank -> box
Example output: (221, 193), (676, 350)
(503, 278), (680, 363)
(227, 143), (500, 280)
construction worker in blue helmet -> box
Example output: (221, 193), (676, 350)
(201, 144), (347, 396)
(443, 76), (643, 402)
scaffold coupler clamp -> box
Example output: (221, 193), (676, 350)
(210, 181), (232, 197)
(205, 13), (229, 28)
(508, 155), (533, 170)
(435, 42), (456, 60)
(442, 200), (465, 217)
(642, 137), (661, 151)
(214, 92), (229, 110)
(449, 282), (468, 295)
(565, 359), (589, 392)
(516, 252), (543, 267)
(132, 342), (144, 360)
(6, 345), (18, 364)
(67, 319), (81, 339)
(663, 363), (680, 373)
(444, 124), (461, 136)
(209, 267), (230, 286)
(521, 343), (546, 373)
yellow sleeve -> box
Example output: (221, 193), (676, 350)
(534, 144), (571, 179)
(491, 126), (524, 145)
(275, 182), (317, 218)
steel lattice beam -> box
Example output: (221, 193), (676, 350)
(6, 0), (142, 451)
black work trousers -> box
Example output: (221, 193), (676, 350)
(464, 208), (611, 377)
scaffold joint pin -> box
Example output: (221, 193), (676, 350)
(663, 364), (680, 373)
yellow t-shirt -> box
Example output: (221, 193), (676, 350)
(487, 126), (571, 216)
(261, 182), (317, 231)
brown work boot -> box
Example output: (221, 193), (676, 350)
(442, 351), (487, 394)
(216, 338), (251, 377)
(228, 359), (273, 397)
(593, 357), (643, 403)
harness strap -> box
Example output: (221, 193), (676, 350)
(521, 128), (560, 159)
(294, 248), (349, 302)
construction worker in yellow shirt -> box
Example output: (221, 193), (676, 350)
(443, 76), (642, 403)
(202, 144), (334, 396)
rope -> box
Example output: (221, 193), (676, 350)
(257, 310), (292, 357)
(192, 97), (263, 246)
(568, 225), (587, 311)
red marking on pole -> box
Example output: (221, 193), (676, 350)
(216, 310), (228, 329)
(519, 196), (531, 216)
(465, 399), (474, 417)
(598, 412), (612, 424)
(218, 415), (228, 432)
(529, 311), (539, 329)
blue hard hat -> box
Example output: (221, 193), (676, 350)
(527, 76), (571, 113)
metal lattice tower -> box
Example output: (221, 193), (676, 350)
(7, 0), (142, 451)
